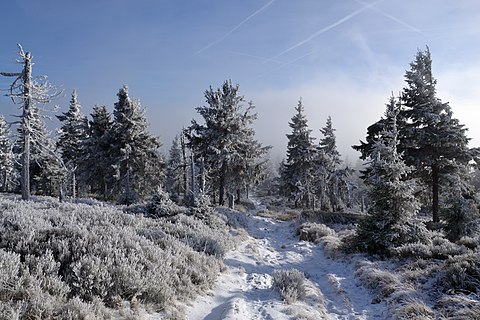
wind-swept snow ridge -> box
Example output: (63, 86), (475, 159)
(185, 202), (387, 320)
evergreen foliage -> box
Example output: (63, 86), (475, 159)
(0, 116), (15, 192)
(110, 85), (164, 203)
(316, 116), (352, 211)
(400, 47), (475, 224)
(188, 80), (269, 205)
(56, 90), (88, 197)
(353, 48), (479, 236)
(280, 99), (316, 208)
(81, 105), (114, 199)
(354, 97), (429, 256)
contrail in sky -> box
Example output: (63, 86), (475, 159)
(355, 0), (425, 35)
(226, 50), (304, 67)
(192, 0), (275, 57)
(265, 0), (384, 62)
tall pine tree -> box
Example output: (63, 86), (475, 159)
(400, 47), (474, 224)
(0, 115), (15, 192)
(110, 85), (163, 203)
(81, 105), (114, 199)
(354, 97), (428, 255)
(56, 90), (88, 197)
(188, 80), (269, 205)
(280, 99), (316, 208)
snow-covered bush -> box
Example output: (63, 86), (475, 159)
(146, 187), (184, 218)
(298, 222), (335, 242)
(389, 298), (434, 320)
(159, 213), (234, 257)
(355, 261), (402, 299)
(0, 195), (229, 317)
(441, 252), (480, 294)
(395, 236), (470, 260)
(272, 268), (306, 304)
(436, 294), (480, 319)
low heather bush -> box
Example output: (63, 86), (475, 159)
(0, 195), (231, 318)
(298, 222), (335, 243)
(441, 252), (480, 294)
(272, 268), (306, 304)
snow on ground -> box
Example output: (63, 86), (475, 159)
(184, 203), (387, 320)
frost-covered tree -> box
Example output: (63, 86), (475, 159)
(1, 44), (61, 200)
(110, 85), (163, 203)
(399, 47), (474, 223)
(188, 80), (269, 205)
(355, 97), (429, 256)
(81, 105), (114, 199)
(56, 90), (88, 197)
(315, 116), (351, 211)
(0, 115), (15, 192)
(16, 105), (65, 196)
(354, 48), (477, 225)
(280, 99), (316, 208)
(166, 133), (185, 203)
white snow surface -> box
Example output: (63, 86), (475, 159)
(183, 202), (388, 320)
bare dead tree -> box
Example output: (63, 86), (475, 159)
(1, 44), (62, 200)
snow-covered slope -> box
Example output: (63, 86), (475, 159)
(185, 204), (387, 320)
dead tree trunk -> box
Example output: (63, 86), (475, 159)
(21, 52), (32, 201)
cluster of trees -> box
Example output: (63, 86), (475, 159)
(353, 47), (479, 253)
(1, 45), (479, 248)
(167, 80), (270, 206)
(0, 46), (269, 205)
(279, 100), (353, 211)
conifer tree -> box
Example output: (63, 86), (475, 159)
(82, 105), (114, 199)
(56, 90), (88, 197)
(316, 116), (346, 211)
(110, 85), (163, 203)
(354, 48), (477, 225)
(188, 80), (269, 205)
(400, 47), (474, 223)
(0, 115), (15, 192)
(280, 99), (316, 208)
(355, 97), (428, 255)
(166, 134), (184, 202)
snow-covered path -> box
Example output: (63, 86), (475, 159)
(186, 206), (387, 320)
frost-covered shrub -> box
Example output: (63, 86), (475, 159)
(395, 236), (469, 260)
(436, 294), (480, 320)
(189, 192), (213, 218)
(272, 268), (306, 304)
(456, 236), (479, 250)
(219, 208), (248, 229)
(0, 196), (228, 317)
(298, 222), (335, 242)
(355, 261), (402, 299)
(390, 298), (434, 320)
(441, 252), (480, 293)
(146, 187), (184, 218)
(160, 214), (234, 257)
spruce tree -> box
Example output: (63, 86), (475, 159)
(188, 80), (269, 205)
(110, 85), (163, 203)
(355, 97), (428, 256)
(56, 90), (88, 197)
(400, 47), (474, 223)
(166, 134), (184, 203)
(316, 116), (348, 211)
(0, 115), (15, 192)
(82, 105), (114, 199)
(280, 99), (316, 208)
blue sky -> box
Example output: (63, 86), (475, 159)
(1, 0), (480, 163)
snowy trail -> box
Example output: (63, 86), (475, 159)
(186, 205), (387, 320)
